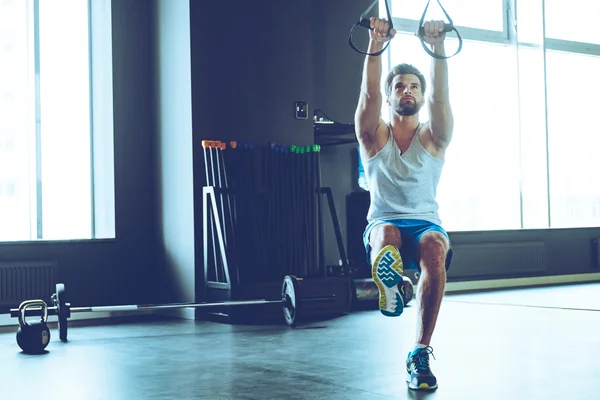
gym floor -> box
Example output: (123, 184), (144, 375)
(1, 282), (599, 400)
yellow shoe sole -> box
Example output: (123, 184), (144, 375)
(371, 245), (404, 316)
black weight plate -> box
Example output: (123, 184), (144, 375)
(282, 275), (301, 326)
(55, 283), (68, 342)
(402, 276), (414, 306)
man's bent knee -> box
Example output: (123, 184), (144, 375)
(418, 231), (449, 272)
(370, 224), (402, 250)
(368, 224), (402, 265)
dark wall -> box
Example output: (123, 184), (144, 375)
(189, 0), (315, 147)
(0, 0), (159, 307)
(185, 0), (376, 296)
(189, 0), (316, 301)
(311, 0), (374, 267)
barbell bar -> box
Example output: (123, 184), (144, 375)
(11, 275), (337, 348)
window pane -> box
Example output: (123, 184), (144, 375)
(386, 35), (522, 231)
(515, 0), (545, 45)
(545, 0), (600, 44)
(0, 0), (35, 241)
(545, 50), (600, 228)
(515, 45), (550, 229)
(39, 0), (92, 239)
(389, 0), (505, 32)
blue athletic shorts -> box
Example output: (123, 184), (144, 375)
(363, 218), (453, 272)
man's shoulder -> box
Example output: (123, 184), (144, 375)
(417, 120), (433, 139)
(417, 121), (448, 159)
(360, 120), (391, 159)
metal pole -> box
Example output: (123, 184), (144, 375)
(72, 299), (283, 313)
(9, 295), (336, 318)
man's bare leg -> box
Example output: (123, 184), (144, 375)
(406, 230), (449, 391)
(415, 231), (449, 345)
(369, 224), (402, 265)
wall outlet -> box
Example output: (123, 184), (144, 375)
(295, 101), (308, 120)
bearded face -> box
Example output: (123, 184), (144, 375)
(387, 74), (424, 117)
(391, 95), (424, 116)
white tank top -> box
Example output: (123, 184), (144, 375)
(362, 123), (445, 225)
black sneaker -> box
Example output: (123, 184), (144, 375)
(406, 346), (438, 390)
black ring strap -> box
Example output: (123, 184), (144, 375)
(348, 0), (463, 59)
(417, 0), (462, 60)
(348, 0), (393, 56)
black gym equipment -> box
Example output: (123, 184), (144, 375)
(402, 276), (415, 304)
(348, 0), (463, 59)
(354, 276), (415, 308)
(10, 275), (335, 354)
(15, 300), (51, 354)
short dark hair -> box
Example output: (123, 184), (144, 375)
(384, 63), (426, 97)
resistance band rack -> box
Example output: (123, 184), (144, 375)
(201, 140), (351, 324)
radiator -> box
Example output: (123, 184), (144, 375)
(0, 260), (58, 306)
(594, 238), (600, 269)
(450, 241), (547, 279)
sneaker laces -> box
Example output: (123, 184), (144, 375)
(411, 346), (436, 372)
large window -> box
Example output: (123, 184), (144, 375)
(0, 0), (33, 240)
(546, 50), (600, 228)
(373, 0), (600, 232)
(0, 0), (114, 241)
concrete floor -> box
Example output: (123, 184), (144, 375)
(1, 282), (599, 400)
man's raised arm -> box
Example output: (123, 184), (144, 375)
(423, 21), (454, 150)
(354, 18), (395, 147)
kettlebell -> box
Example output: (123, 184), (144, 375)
(16, 299), (51, 354)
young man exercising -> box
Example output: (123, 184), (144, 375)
(354, 17), (454, 391)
